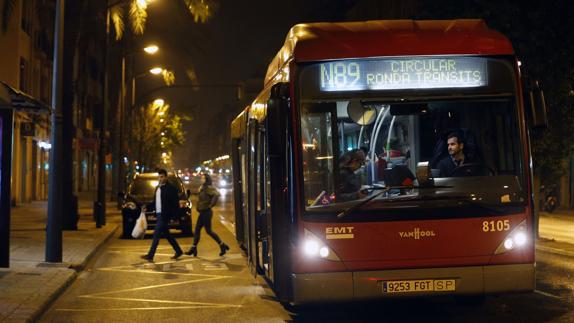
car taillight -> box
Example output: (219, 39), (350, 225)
(179, 200), (190, 208)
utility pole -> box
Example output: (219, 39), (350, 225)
(95, 3), (110, 227)
(46, 0), (65, 262)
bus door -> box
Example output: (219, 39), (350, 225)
(265, 82), (292, 302)
(247, 119), (261, 276)
(249, 120), (273, 277)
(231, 137), (247, 249)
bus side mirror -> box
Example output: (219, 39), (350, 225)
(527, 80), (548, 129)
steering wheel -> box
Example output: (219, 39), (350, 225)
(448, 163), (495, 177)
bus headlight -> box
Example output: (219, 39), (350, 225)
(304, 240), (320, 256)
(319, 246), (330, 258)
(495, 219), (528, 254)
(303, 229), (340, 261)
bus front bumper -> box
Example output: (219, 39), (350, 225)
(290, 263), (535, 304)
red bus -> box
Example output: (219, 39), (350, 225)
(231, 19), (547, 304)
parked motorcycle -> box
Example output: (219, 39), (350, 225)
(540, 184), (559, 213)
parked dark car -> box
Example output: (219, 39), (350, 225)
(119, 172), (193, 238)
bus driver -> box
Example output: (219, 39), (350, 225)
(437, 132), (471, 177)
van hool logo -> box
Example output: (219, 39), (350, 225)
(399, 228), (436, 240)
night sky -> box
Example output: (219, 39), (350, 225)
(128, 0), (357, 168)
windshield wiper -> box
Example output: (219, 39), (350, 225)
(337, 184), (453, 219)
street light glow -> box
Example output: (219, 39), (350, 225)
(153, 98), (165, 107)
(143, 45), (159, 54)
(150, 67), (164, 75)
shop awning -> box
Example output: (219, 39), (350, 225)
(0, 81), (50, 114)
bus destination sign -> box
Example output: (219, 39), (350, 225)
(319, 57), (487, 92)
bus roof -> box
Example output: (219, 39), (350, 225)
(265, 19), (514, 86)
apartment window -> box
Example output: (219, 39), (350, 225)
(21, 0), (32, 34)
(20, 58), (29, 92)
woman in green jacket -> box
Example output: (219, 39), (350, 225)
(185, 173), (230, 257)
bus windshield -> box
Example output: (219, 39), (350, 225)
(298, 56), (526, 214)
(300, 98), (526, 213)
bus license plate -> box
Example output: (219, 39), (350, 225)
(382, 279), (455, 293)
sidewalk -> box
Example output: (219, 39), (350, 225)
(0, 194), (120, 322)
(539, 208), (574, 244)
(537, 208), (574, 256)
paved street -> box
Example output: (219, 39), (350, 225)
(33, 189), (574, 322)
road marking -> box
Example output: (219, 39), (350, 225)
(203, 262), (229, 271)
(535, 290), (562, 299)
(56, 305), (239, 312)
(62, 267), (241, 313)
(78, 295), (241, 308)
(81, 276), (229, 297)
(218, 215), (236, 236)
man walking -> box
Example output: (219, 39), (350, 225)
(141, 169), (183, 262)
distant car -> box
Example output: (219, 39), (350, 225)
(119, 172), (193, 238)
(186, 174), (203, 195)
(214, 174), (233, 189)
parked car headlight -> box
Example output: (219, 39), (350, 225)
(123, 202), (137, 210)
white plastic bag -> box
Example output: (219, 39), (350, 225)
(131, 212), (148, 239)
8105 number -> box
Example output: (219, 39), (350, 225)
(482, 220), (510, 232)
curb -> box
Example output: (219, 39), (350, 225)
(29, 270), (77, 323)
(30, 224), (119, 322)
(536, 243), (574, 258)
(70, 224), (120, 271)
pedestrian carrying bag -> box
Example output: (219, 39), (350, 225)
(131, 211), (147, 239)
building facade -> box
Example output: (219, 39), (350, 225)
(0, 0), (53, 205)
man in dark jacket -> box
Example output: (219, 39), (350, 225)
(141, 169), (183, 261)
(437, 132), (479, 177)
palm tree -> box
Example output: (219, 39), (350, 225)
(110, 0), (217, 40)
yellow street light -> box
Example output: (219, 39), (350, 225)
(150, 67), (164, 75)
(160, 118), (165, 123)
(143, 45), (159, 55)
(152, 98), (164, 108)
(160, 132), (165, 136)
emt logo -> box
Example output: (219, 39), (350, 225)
(325, 226), (354, 240)
(399, 228), (436, 240)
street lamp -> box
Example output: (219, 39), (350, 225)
(149, 67), (164, 75)
(143, 45), (159, 55)
(152, 98), (164, 109)
(114, 45), (163, 207)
